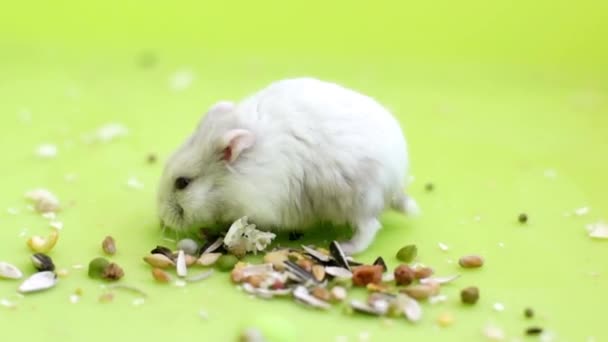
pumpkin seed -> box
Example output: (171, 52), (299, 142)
(396, 245), (417, 263)
(18, 271), (57, 293)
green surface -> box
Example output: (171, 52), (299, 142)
(1, 1), (607, 341)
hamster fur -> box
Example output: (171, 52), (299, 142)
(157, 77), (418, 254)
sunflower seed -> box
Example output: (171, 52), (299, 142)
(329, 241), (350, 271)
(284, 260), (315, 283)
(373, 257), (387, 272)
(0, 262), (23, 279)
(176, 250), (188, 277)
(150, 246), (174, 259)
(293, 286), (330, 310)
(18, 271), (57, 293)
(301, 245), (330, 263)
(325, 266), (353, 279)
(31, 253), (55, 272)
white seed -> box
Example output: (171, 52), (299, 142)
(420, 274), (461, 285)
(0, 262), (23, 279)
(36, 144), (58, 158)
(176, 250), (188, 277)
(438, 242), (449, 251)
(483, 325), (505, 341)
(185, 270), (214, 283)
(587, 222), (608, 239)
(25, 189), (60, 213)
(18, 271), (57, 293)
(396, 294), (422, 322)
(330, 286), (347, 302)
(96, 123), (129, 143)
(197, 253), (221, 266)
(493, 302), (505, 312)
(126, 177), (144, 190)
(69, 294), (80, 304)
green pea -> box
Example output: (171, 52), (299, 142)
(216, 255), (239, 272)
(88, 257), (110, 279)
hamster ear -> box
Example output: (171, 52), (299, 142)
(206, 101), (235, 116)
(221, 129), (255, 163)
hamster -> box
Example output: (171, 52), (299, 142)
(157, 77), (418, 255)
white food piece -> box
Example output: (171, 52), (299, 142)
(7, 208), (19, 215)
(169, 69), (195, 91)
(587, 222), (608, 239)
(574, 207), (590, 216)
(420, 274), (460, 285)
(18, 271), (57, 293)
(483, 325), (505, 340)
(132, 298), (145, 306)
(185, 270), (214, 283)
(1, 298), (16, 308)
(96, 123), (129, 143)
(36, 144), (58, 158)
(197, 253), (222, 266)
(396, 294), (422, 322)
(493, 302), (505, 312)
(330, 286), (347, 301)
(223, 217), (276, 254)
(126, 177), (144, 190)
(41, 212), (56, 220)
(49, 221), (63, 230)
(0, 262), (23, 279)
(25, 189), (60, 213)
(438, 242), (449, 251)
(176, 250), (188, 277)
(429, 294), (448, 304)
(69, 294), (80, 304)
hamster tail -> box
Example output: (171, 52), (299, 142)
(391, 192), (421, 217)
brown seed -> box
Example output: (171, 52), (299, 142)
(312, 265), (326, 282)
(98, 292), (114, 303)
(458, 255), (484, 268)
(246, 275), (264, 288)
(394, 264), (415, 286)
(352, 265), (383, 287)
(414, 266), (434, 279)
(366, 283), (390, 293)
(144, 254), (175, 268)
(185, 255), (197, 267)
(401, 284), (435, 300)
(263, 250), (289, 271)
(102, 236), (116, 255)
(101, 263), (124, 281)
(152, 268), (171, 283)
(460, 286), (479, 304)
(296, 259), (313, 272)
(311, 287), (331, 302)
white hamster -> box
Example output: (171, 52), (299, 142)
(157, 77), (418, 254)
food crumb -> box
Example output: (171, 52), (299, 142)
(524, 307), (534, 318)
(126, 177), (144, 190)
(493, 302), (505, 312)
(169, 69), (195, 92)
(147, 153), (157, 164)
(132, 298), (145, 306)
(198, 309), (209, 320)
(425, 183), (434, 192)
(69, 294), (80, 304)
(36, 144), (58, 159)
(437, 312), (454, 327)
(438, 242), (449, 251)
(99, 292), (114, 303)
(483, 325), (505, 340)
(25, 189), (60, 213)
(526, 327), (543, 336)
(574, 207), (590, 216)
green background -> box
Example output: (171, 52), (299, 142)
(1, 1), (607, 341)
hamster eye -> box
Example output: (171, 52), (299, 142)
(174, 177), (191, 190)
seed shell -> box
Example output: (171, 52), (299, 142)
(0, 262), (24, 279)
(18, 271), (57, 293)
(329, 241), (350, 271)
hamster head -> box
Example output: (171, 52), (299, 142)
(157, 101), (255, 232)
